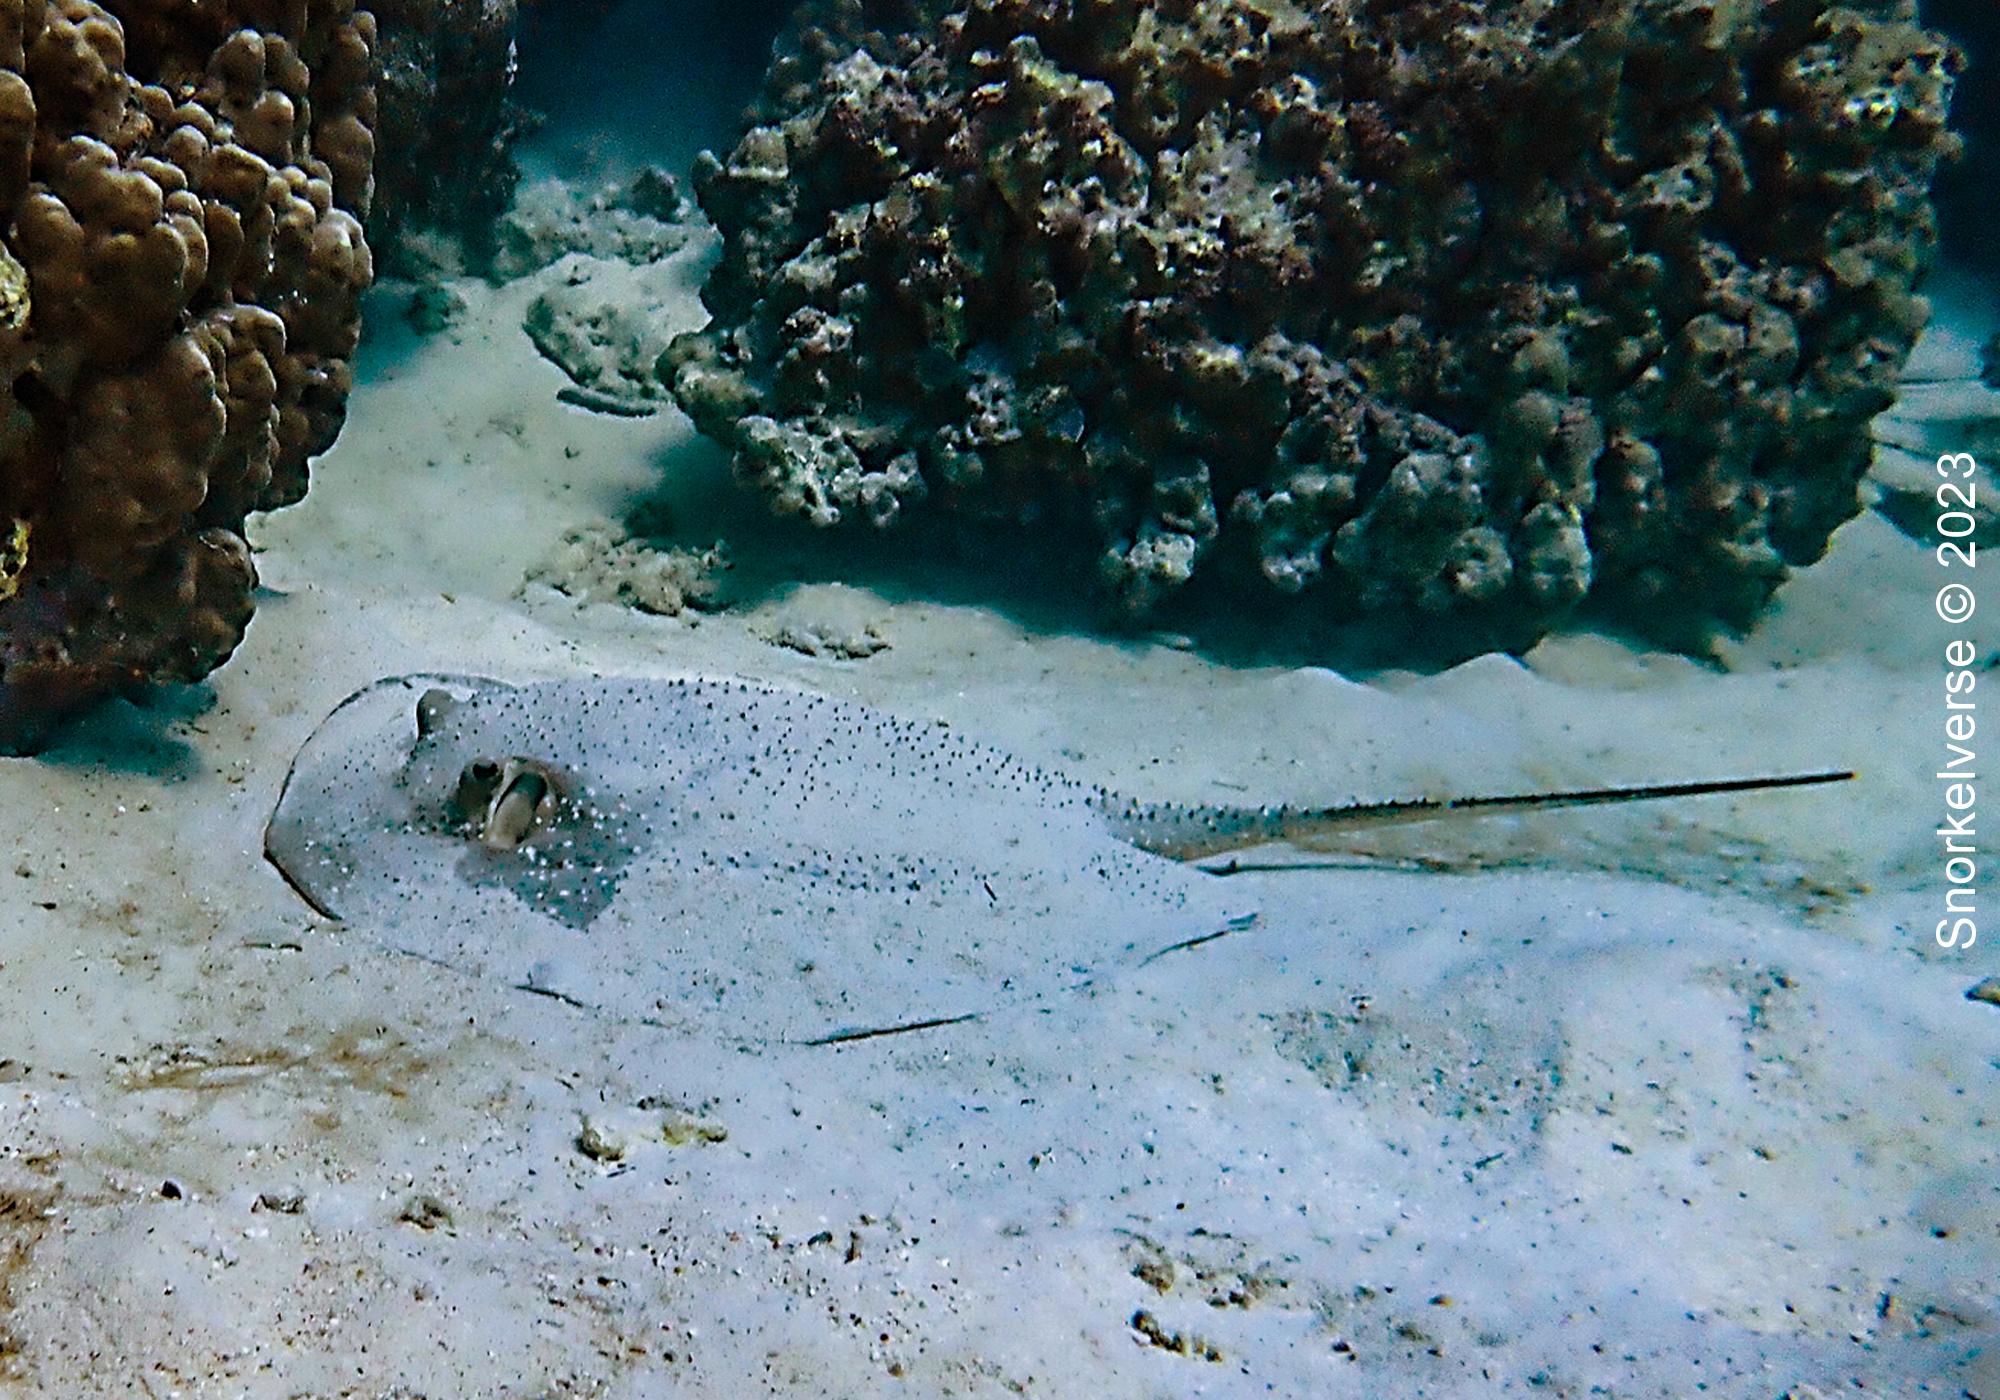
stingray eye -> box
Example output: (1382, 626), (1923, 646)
(416, 688), (457, 738)
(452, 758), (505, 822)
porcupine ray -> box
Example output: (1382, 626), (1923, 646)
(265, 674), (1849, 1045)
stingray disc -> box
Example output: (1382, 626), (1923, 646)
(266, 674), (1257, 1043)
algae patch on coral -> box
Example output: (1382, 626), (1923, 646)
(0, 520), (27, 605)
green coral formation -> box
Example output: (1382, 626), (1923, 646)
(668, 0), (1960, 650)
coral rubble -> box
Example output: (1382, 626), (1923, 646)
(518, 520), (728, 616)
(669, 0), (1960, 650)
(506, 168), (697, 417)
(524, 260), (681, 417)
(491, 167), (690, 282)
(0, 0), (375, 750)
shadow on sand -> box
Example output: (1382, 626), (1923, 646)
(628, 430), (1697, 678)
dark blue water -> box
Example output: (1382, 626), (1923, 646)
(514, 0), (793, 181)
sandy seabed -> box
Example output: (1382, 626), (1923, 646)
(0, 229), (1995, 1397)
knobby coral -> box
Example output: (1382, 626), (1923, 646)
(670, 0), (1959, 651)
(0, 0), (375, 750)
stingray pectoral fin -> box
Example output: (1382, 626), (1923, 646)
(1118, 769), (1856, 861)
(266, 673), (520, 919)
(265, 843), (344, 920)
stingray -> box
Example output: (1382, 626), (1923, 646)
(265, 674), (1849, 1045)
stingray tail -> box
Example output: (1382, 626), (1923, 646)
(1106, 769), (1855, 862)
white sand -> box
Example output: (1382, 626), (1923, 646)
(0, 233), (1995, 1397)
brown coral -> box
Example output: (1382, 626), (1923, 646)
(671, 0), (1961, 654)
(0, 0), (374, 751)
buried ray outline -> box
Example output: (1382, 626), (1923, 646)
(265, 674), (1850, 1046)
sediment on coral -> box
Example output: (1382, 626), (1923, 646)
(524, 259), (683, 416)
(490, 167), (691, 282)
(0, 0), (375, 751)
(517, 521), (728, 616)
(507, 169), (699, 416)
(669, 0), (1961, 653)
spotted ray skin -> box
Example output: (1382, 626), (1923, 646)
(266, 674), (1257, 1043)
(268, 675), (1848, 1042)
